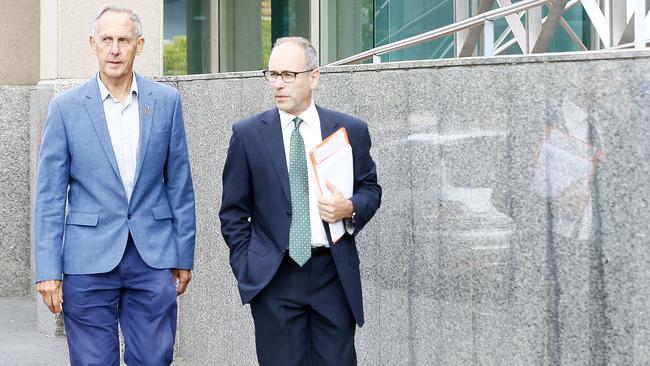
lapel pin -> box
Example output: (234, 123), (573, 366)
(145, 106), (151, 114)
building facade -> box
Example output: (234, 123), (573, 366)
(163, 0), (598, 74)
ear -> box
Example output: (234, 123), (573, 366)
(136, 36), (145, 55)
(89, 35), (97, 52)
(310, 68), (321, 90)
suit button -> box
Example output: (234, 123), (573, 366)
(127, 214), (132, 220)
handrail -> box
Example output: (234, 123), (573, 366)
(327, 0), (552, 66)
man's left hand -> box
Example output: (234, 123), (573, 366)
(317, 181), (354, 223)
(172, 269), (192, 296)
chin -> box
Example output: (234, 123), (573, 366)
(105, 69), (126, 78)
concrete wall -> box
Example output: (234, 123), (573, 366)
(0, 0), (40, 84)
(0, 86), (33, 295)
(40, 0), (163, 80)
(16, 50), (650, 364)
(169, 50), (650, 365)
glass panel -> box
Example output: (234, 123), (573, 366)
(219, 0), (308, 72)
(375, 0), (455, 62)
(270, 0), (310, 43)
(320, 0), (374, 65)
(164, 0), (598, 74)
(485, 1), (591, 55)
(547, 4), (591, 52)
(219, 0), (265, 72)
(187, 0), (212, 74)
(163, 0), (188, 75)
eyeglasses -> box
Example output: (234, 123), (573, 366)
(262, 69), (314, 83)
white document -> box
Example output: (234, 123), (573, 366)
(309, 128), (353, 243)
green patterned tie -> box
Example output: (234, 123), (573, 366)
(288, 117), (311, 266)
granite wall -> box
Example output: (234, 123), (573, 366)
(19, 50), (650, 365)
(0, 86), (33, 296)
(169, 50), (650, 365)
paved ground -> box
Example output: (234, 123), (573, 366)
(0, 297), (68, 365)
(0, 297), (197, 365)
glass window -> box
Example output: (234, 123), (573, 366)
(163, 0), (215, 75)
(163, 0), (596, 74)
(375, 0), (455, 62)
(219, 0), (310, 72)
(163, 0), (188, 75)
(187, 0), (213, 74)
(546, 4), (591, 52)
(490, 1), (591, 55)
(320, 0), (374, 65)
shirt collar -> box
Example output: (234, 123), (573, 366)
(279, 100), (318, 130)
(97, 71), (139, 102)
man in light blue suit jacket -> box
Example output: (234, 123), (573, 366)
(34, 6), (195, 365)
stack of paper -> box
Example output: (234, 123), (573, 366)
(309, 128), (353, 243)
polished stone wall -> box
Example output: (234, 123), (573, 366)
(0, 86), (33, 296)
(17, 50), (650, 365)
(169, 50), (650, 365)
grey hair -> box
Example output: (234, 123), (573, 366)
(92, 5), (142, 37)
(273, 37), (319, 69)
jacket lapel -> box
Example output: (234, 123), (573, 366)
(83, 76), (121, 181)
(260, 109), (291, 204)
(133, 73), (155, 188)
(317, 106), (341, 144)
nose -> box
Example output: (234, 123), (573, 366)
(109, 40), (120, 55)
(272, 76), (285, 88)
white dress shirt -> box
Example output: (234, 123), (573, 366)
(97, 73), (140, 202)
(279, 101), (329, 247)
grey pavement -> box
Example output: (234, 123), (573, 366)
(0, 297), (198, 365)
(0, 297), (68, 366)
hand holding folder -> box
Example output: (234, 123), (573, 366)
(309, 128), (353, 243)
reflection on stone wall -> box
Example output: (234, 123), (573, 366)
(534, 98), (603, 241)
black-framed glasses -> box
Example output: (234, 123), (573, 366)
(262, 69), (314, 83)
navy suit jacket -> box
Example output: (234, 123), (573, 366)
(219, 105), (381, 326)
(34, 74), (196, 282)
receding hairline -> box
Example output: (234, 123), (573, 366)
(92, 5), (143, 37)
(272, 37), (319, 69)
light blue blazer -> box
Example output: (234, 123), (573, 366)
(34, 73), (196, 282)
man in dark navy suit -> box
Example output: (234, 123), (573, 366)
(219, 36), (381, 366)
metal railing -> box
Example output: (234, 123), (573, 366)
(327, 0), (649, 66)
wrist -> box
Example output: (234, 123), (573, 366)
(346, 199), (355, 219)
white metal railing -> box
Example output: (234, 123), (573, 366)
(327, 0), (649, 66)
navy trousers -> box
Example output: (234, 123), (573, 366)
(250, 252), (357, 366)
(62, 236), (177, 366)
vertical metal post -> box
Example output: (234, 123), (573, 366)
(373, 54), (382, 64)
(526, 6), (542, 53)
(483, 19), (495, 56)
(310, 0), (321, 60)
(610, 0), (627, 47)
(455, 0), (470, 57)
(635, 0), (647, 48)
(604, 0), (612, 43)
(210, 0), (219, 73)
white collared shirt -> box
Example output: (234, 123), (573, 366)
(279, 101), (329, 247)
(97, 72), (140, 202)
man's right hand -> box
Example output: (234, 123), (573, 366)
(36, 280), (63, 315)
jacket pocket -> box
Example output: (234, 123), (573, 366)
(66, 212), (99, 226)
(152, 204), (173, 220)
(248, 239), (270, 257)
